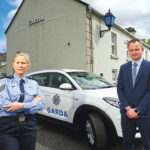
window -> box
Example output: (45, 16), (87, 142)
(111, 33), (117, 56)
(112, 69), (118, 81)
(126, 50), (130, 62)
(49, 73), (71, 89)
(29, 73), (49, 86)
(68, 72), (113, 89)
(126, 40), (130, 58)
(127, 50), (129, 58)
(145, 51), (148, 60)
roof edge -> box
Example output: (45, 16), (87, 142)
(5, 0), (24, 34)
(75, 0), (89, 6)
(5, 0), (88, 34)
(5, 0), (150, 49)
(89, 7), (150, 49)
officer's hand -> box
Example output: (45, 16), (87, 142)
(3, 102), (24, 112)
(32, 95), (42, 102)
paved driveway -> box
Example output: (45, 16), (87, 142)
(36, 119), (144, 150)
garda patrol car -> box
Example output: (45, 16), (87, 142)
(27, 69), (139, 150)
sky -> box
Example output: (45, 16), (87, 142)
(0, 0), (150, 53)
(0, 0), (22, 53)
(82, 0), (150, 39)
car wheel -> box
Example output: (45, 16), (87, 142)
(84, 112), (107, 150)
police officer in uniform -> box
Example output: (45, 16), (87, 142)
(0, 53), (45, 150)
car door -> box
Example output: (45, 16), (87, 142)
(28, 72), (53, 115)
(45, 72), (75, 123)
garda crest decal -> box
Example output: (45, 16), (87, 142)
(52, 94), (60, 106)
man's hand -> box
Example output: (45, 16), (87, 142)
(126, 107), (139, 119)
(32, 95), (42, 102)
(125, 106), (131, 112)
(3, 102), (24, 112)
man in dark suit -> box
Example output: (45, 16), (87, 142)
(117, 39), (150, 150)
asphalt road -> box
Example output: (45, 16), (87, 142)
(36, 119), (144, 150)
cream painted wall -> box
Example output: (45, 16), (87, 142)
(6, 0), (87, 75)
(6, 0), (150, 82)
(92, 15), (150, 83)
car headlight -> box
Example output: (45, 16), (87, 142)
(103, 97), (120, 108)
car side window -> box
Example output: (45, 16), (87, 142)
(49, 73), (71, 88)
(29, 73), (49, 86)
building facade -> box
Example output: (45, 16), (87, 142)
(0, 53), (6, 77)
(91, 10), (150, 82)
(5, 0), (150, 83)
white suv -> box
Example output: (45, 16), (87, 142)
(27, 69), (121, 150)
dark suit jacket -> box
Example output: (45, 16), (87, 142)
(117, 59), (150, 116)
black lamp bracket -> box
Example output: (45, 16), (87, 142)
(100, 28), (110, 38)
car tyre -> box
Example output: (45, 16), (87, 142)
(84, 112), (107, 150)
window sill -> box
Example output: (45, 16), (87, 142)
(0, 62), (6, 67)
(110, 55), (119, 59)
(112, 81), (117, 86)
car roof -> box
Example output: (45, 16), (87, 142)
(62, 69), (89, 73)
(27, 69), (89, 75)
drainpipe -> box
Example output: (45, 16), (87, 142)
(87, 5), (94, 72)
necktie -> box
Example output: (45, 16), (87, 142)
(19, 79), (25, 102)
(132, 63), (138, 87)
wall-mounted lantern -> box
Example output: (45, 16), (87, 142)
(100, 9), (115, 38)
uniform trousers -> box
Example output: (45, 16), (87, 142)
(0, 115), (37, 150)
(121, 115), (150, 150)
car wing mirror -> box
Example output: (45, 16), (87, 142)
(59, 83), (73, 90)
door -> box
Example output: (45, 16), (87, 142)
(28, 72), (52, 115)
(45, 72), (75, 123)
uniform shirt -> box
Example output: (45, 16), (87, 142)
(0, 73), (45, 116)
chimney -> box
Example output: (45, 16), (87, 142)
(141, 39), (146, 42)
(125, 27), (136, 35)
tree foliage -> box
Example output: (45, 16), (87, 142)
(147, 39), (150, 45)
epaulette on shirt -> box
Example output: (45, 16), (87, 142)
(0, 75), (14, 79)
(6, 75), (14, 79)
(0, 75), (13, 92)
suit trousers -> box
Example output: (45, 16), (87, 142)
(121, 115), (150, 150)
(0, 116), (37, 150)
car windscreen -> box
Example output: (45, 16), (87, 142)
(68, 72), (114, 89)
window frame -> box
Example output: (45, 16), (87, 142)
(145, 50), (148, 60)
(112, 69), (118, 81)
(29, 73), (49, 87)
(49, 72), (74, 89)
(111, 32), (117, 56)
